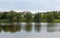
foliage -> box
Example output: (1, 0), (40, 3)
(34, 13), (41, 22)
(24, 12), (32, 22)
(6, 10), (17, 22)
(0, 10), (60, 23)
(16, 13), (23, 22)
(46, 13), (54, 22)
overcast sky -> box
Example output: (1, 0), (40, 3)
(0, 0), (60, 12)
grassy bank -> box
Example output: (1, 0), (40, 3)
(0, 19), (9, 23)
(53, 19), (60, 23)
(41, 19), (60, 23)
(0, 19), (60, 23)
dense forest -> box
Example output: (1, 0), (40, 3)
(0, 10), (60, 23)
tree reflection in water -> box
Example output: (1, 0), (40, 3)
(34, 23), (41, 32)
(0, 25), (2, 32)
(25, 23), (32, 32)
(0, 23), (58, 33)
(2, 24), (21, 33)
(47, 23), (56, 32)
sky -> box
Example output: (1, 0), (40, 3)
(0, 0), (60, 12)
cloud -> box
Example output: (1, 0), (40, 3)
(0, 0), (60, 12)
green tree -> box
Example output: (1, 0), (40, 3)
(1, 12), (8, 19)
(0, 13), (3, 19)
(16, 13), (23, 22)
(34, 13), (41, 22)
(6, 10), (17, 22)
(41, 13), (47, 19)
(57, 11), (60, 19)
(52, 11), (58, 19)
(24, 12), (32, 22)
(46, 13), (54, 23)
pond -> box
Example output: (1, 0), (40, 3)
(0, 22), (60, 38)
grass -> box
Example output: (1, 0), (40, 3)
(0, 19), (60, 23)
(0, 19), (9, 23)
(54, 19), (60, 23)
(41, 19), (60, 23)
(41, 19), (47, 22)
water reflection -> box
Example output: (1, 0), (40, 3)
(0, 23), (60, 38)
(55, 23), (60, 32)
(0, 23), (60, 33)
(0, 25), (2, 32)
(34, 23), (41, 32)
(0, 23), (41, 33)
(2, 24), (21, 33)
(25, 23), (32, 32)
(47, 23), (56, 32)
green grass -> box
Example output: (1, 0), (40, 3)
(41, 19), (60, 23)
(41, 19), (47, 22)
(54, 19), (60, 23)
(0, 19), (9, 23)
(0, 19), (60, 23)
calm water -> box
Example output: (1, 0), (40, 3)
(0, 22), (60, 38)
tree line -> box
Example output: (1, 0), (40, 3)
(0, 10), (60, 23)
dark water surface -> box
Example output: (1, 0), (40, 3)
(0, 22), (60, 38)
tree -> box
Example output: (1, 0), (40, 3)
(1, 12), (8, 19)
(52, 11), (58, 19)
(16, 13), (23, 22)
(34, 13), (41, 22)
(41, 13), (47, 19)
(6, 10), (17, 22)
(57, 11), (60, 19)
(46, 13), (54, 23)
(0, 13), (3, 19)
(24, 12), (32, 22)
